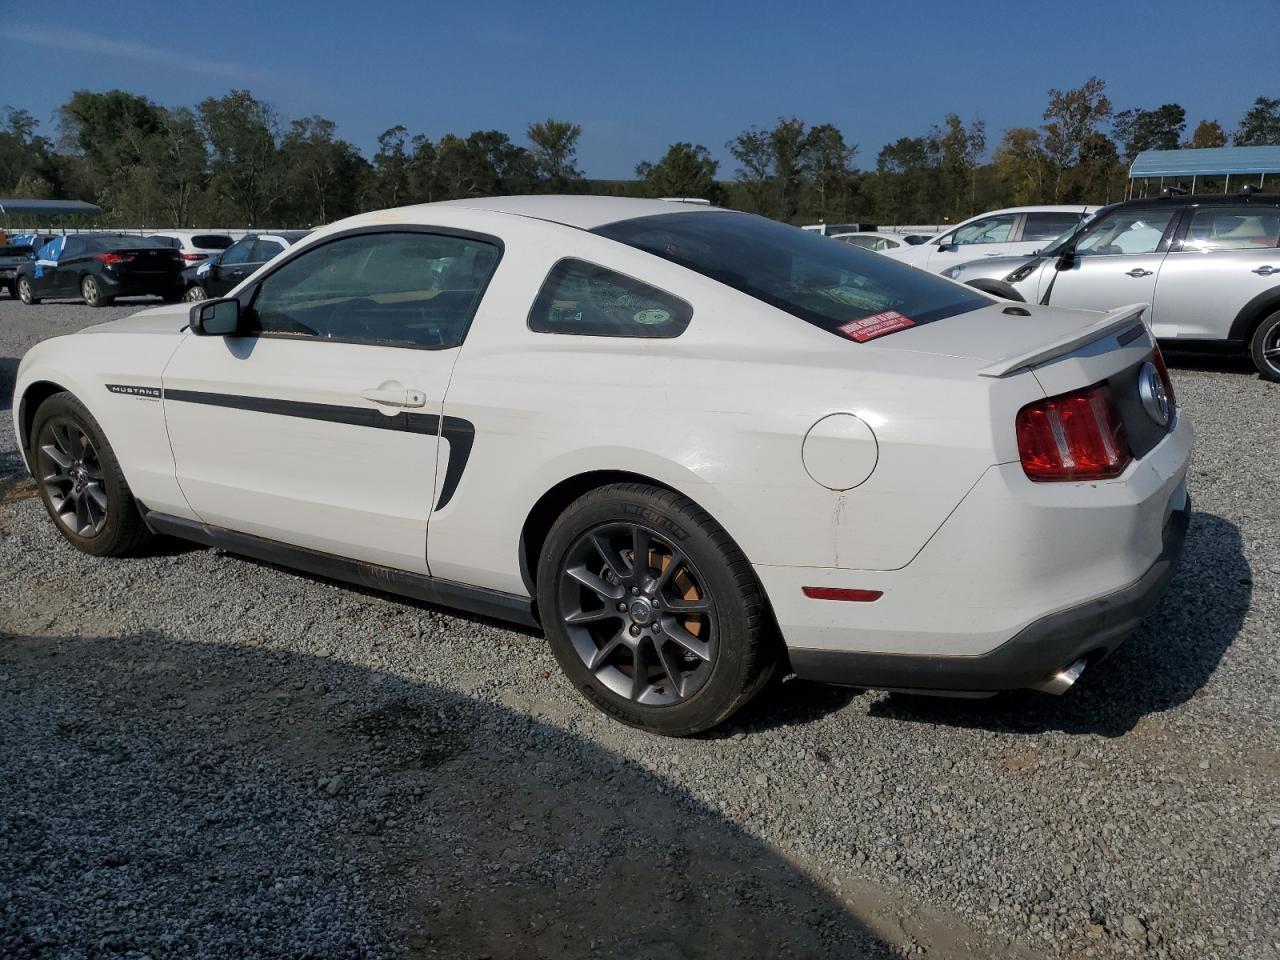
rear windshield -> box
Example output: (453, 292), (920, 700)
(192, 234), (234, 249)
(593, 211), (988, 340)
(87, 234), (174, 251)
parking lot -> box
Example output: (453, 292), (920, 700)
(1, 297), (1278, 959)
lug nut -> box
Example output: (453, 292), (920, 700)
(617, 602), (626, 612)
(631, 586), (639, 596)
(629, 624), (641, 637)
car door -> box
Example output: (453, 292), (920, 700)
(208, 236), (256, 296)
(1040, 207), (1179, 319)
(925, 213), (1020, 271)
(161, 227), (502, 574)
(30, 236), (65, 296)
(1150, 205), (1280, 341)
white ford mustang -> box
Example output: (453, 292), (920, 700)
(13, 196), (1193, 735)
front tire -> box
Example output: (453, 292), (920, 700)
(17, 277), (39, 304)
(537, 482), (777, 736)
(1250, 310), (1280, 383)
(81, 275), (112, 307)
(30, 392), (150, 557)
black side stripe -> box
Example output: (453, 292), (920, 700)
(161, 388), (473, 512)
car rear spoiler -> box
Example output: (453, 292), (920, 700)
(977, 303), (1149, 378)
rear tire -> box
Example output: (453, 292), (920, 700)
(537, 482), (777, 736)
(1249, 310), (1280, 383)
(17, 277), (38, 305)
(30, 392), (150, 557)
(81, 275), (112, 307)
(184, 284), (208, 302)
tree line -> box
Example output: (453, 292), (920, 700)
(1, 81), (1277, 229)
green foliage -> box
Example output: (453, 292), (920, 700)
(1235, 97), (1280, 146)
(1113, 104), (1186, 161)
(1186, 120), (1227, 149)
(1042, 76), (1112, 201)
(1, 84), (1274, 230)
(526, 118), (584, 192)
(635, 142), (721, 202)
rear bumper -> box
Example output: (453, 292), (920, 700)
(789, 497), (1190, 692)
(98, 273), (182, 295)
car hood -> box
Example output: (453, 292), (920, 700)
(947, 254), (1038, 281)
(866, 300), (1128, 363)
(79, 303), (191, 336)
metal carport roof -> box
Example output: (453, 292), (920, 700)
(1130, 146), (1280, 178)
(0, 199), (102, 217)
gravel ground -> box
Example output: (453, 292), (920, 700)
(1, 296), (1278, 960)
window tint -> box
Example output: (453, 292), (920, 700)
(1022, 212), (1084, 242)
(220, 238), (255, 265)
(593, 211), (987, 340)
(528, 259), (692, 338)
(952, 214), (1018, 245)
(147, 235), (182, 249)
(1181, 207), (1280, 252)
(249, 231), (500, 349)
(251, 239), (285, 262)
(192, 234), (233, 249)
(1075, 209), (1176, 256)
(62, 238), (87, 258)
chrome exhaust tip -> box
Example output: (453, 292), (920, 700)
(1032, 657), (1087, 695)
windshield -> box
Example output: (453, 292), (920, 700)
(593, 211), (988, 341)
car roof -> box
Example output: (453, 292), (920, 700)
(1104, 193), (1280, 211)
(382, 195), (732, 230)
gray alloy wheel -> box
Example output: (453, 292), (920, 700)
(81, 275), (105, 307)
(1250, 310), (1280, 383)
(35, 415), (110, 538)
(17, 276), (37, 304)
(184, 284), (208, 302)
(557, 520), (717, 706)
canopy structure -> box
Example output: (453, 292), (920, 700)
(1128, 147), (1280, 198)
(0, 198), (103, 216)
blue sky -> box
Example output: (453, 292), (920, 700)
(2, 0), (1272, 178)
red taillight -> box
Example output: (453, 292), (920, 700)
(1015, 383), (1131, 482)
(95, 252), (134, 266)
(181, 252), (206, 261)
(802, 586), (883, 602)
(1151, 345), (1176, 422)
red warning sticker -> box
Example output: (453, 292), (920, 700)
(837, 310), (916, 343)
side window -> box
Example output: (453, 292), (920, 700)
(1022, 213), (1083, 242)
(528, 259), (692, 338)
(1075, 209), (1177, 256)
(249, 231), (500, 349)
(36, 237), (64, 261)
(952, 214), (1018, 246)
(250, 239), (285, 262)
(221, 239), (255, 265)
(1181, 207), (1280, 252)
(62, 238), (87, 258)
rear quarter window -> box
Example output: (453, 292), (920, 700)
(528, 259), (692, 338)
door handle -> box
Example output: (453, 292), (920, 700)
(361, 383), (426, 408)
(1253, 265), (1277, 276)
(1125, 268), (1153, 278)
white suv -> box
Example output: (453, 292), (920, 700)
(883, 205), (1096, 273)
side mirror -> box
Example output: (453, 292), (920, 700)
(189, 296), (242, 336)
(1055, 251), (1076, 271)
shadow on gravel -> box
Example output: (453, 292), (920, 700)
(0, 356), (17, 412)
(0, 631), (945, 960)
(869, 511), (1249, 739)
(1161, 348), (1255, 376)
